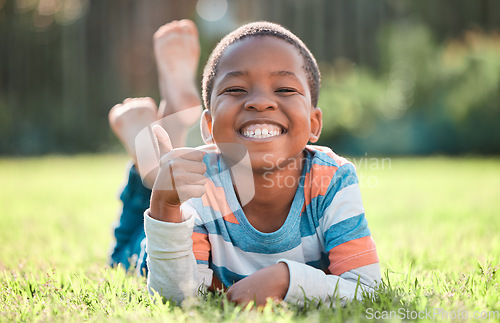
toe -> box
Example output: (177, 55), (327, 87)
(140, 97), (158, 109)
(109, 103), (122, 118)
(179, 19), (198, 35)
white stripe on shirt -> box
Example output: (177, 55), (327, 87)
(319, 183), (365, 232)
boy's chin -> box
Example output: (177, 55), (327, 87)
(250, 153), (300, 174)
(220, 151), (277, 173)
(216, 142), (305, 174)
(217, 143), (252, 168)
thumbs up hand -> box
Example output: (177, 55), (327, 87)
(150, 125), (207, 223)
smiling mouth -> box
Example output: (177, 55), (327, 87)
(239, 123), (285, 139)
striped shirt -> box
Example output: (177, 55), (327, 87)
(188, 145), (378, 289)
(145, 145), (380, 303)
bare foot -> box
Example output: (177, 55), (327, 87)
(154, 19), (202, 130)
(109, 97), (157, 162)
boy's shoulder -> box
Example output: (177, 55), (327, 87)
(302, 146), (359, 210)
(305, 145), (353, 169)
(303, 145), (358, 194)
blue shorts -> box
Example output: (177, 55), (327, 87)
(109, 164), (150, 276)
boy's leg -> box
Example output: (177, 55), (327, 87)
(108, 98), (157, 271)
(109, 97), (159, 188)
(109, 97), (158, 165)
(109, 163), (150, 271)
(108, 19), (202, 274)
(154, 19), (202, 148)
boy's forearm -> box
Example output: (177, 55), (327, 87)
(144, 209), (199, 302)
(277, 259), (381, 305)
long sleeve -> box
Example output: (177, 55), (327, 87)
(144, 204), (213, 303)
(278, 259), (380, 305)
(278, 149), (381, 305)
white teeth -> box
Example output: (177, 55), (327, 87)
(240, 123), (283, 139)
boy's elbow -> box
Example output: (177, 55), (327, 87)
(340, 262), (382, 300)
(147, 273), (199, 303)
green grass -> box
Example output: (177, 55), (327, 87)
(1, 155), (499, 321)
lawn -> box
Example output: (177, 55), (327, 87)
(1, 155), (499, 321)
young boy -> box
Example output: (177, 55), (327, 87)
(145, 21), (381, 306)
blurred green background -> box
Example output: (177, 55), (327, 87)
(1, 0), (499, 156)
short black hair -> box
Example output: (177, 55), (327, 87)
(202, 21), (321, 110)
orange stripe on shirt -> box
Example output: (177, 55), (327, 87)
(303, 163), (338, 207)
(328, 236), (379, 275)
(202, 180), (239, 223)
(223, 213), (239, 224)
(192, 231), (211, 262)
(306, 145), (352, 168)
(307, 145), (335, 159)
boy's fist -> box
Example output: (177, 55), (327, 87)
(150, 125), (207, 222)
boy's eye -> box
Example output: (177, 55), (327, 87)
(276, 88), (297, 94)
(223, 87), (246, 94)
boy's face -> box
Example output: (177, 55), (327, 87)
(206, 36), (322, 172)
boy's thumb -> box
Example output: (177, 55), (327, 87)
(152, 124), (173, 157)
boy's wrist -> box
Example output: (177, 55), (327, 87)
(150, 192), (182, 223)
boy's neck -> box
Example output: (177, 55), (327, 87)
(233, 151), (305, 233)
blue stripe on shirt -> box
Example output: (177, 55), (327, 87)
(324, 213), (371, 251)
(211, 263), (247, 287)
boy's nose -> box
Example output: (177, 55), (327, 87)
(243, 93), (277, 111)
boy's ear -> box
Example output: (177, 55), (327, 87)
(309, 106), (322, 143)
(200, 109), (214, 144)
